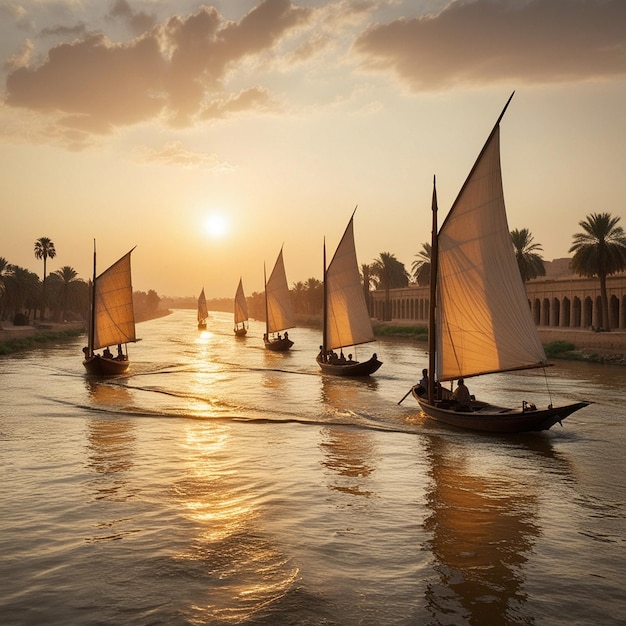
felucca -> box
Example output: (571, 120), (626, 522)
(411, 93), (589, 432)
(83, 244), (136, 375)
(234, 278), (248, 337)
(263, 246), (294, 351)
(317, 210), (382, 376)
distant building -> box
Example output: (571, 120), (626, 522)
(370, 259), (626, 330)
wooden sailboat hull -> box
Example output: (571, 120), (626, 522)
(264, 337), (293, 352)
(316, 354), (382, 377)
(234, 327), (247, 337)
(412, 387), (589, 433)
(198, 322), (207, 330)
(83, 355), (130, 376)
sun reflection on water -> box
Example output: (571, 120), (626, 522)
(174, 421), (299, 623)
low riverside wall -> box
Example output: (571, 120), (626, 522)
(537, 328), (626, 354)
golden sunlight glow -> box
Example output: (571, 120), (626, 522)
(203, 213), (228, 238)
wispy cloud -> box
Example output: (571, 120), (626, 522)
(354, 0), (626, 89)
(133, 140), (237, 170)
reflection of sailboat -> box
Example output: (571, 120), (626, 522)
(83, 244), (136, 375)
(423, 435), (539, 623)
(197, 287), (208, 330)
(317, 210), (382, 376)
(412, 94), (589, 432)
(319, 378), (377, 499)
(263, 246), (294, 351)
(233, 278), (248, 337)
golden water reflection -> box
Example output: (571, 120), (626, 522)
(423, 435), (541, 624)
(174, 421), (299, 624)
(84, 380), (138, 542)
(319, 378), (378, 500)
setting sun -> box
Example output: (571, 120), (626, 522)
(204, 214), (228, 239)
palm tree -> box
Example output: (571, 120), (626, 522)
(7, 265), (40, 323)
(34, 236), (56, 321)
(361, 263), (373, 315)
(411, 242), (432, 285)
(304, 277), (322, 315)
(291, 281), (306, 314)
(0, 257), (15, 323)
(569, 212), (626, 330)
(371, 252), (410, 321)
(510, 228), (546, 282)
(48, 266), (86, 322)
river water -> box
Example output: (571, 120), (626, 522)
(1, 309), (624, 625)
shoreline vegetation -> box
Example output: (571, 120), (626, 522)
(0, 308), (172, 356)
(1, 311), (625, 365)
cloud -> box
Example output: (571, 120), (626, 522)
(132, 140), (237, 171)
(40, 23), (89, 39)
(201, 87), (276, 119)
(354, 0), (626, 89)
(4, 1), (312, 135)
(108, 0), (157, 36)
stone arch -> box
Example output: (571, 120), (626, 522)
(583, 296), (593, 327)
(609, 295), (619, 329)
(562, 297), (571, 327)
(552, 297), (561, 327)
(533, 298), (541, 325)
(573, 296), (582, 327)
(542, 298), (550, 326)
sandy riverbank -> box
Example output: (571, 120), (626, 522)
(0, 320), (85, 342)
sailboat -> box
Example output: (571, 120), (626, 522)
(411, 93), (589, 433)
(234, 277), (248, 337)
(263, 246), (294, 351)
(317, 211), (382, 376)
(83, 244), (136, 376)
(197, 287), (208, 330)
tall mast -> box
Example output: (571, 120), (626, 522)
(428, 177), (438, 404)
(322, 237), (327, 357)
(89, 239), (97, 356)
(263, 263), (268, 338)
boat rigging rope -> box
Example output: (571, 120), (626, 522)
(542, 367), (554, 409)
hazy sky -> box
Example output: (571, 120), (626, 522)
(1, 0), (625, 298)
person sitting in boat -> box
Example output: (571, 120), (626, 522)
(453, 378), (472, 411)
(284, 331), (289, 340)
(419, 368), (429, 389)
(103, 347), (113, 359)
(347, 354), (354, 363)
(277, 333), (282, 341)
(339, 351), (346, 363)
(116, 344), (125, 360)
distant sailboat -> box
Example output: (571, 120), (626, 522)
(197, 287), (208, 330)
(317, 210), (382, 376)
(83, 244), (136, 375)
(411, 93), (589, 432)
(234, 278), (248, 337)
(264, 247), (294, 351)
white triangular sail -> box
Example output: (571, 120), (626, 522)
(197, 288), (208, 323)
(436, 126), (548, 381)
(93, 250), (136, 351)
(325, 217), (375, 350)
(265, 248), (294, 334)
(234, 278), (248, 325)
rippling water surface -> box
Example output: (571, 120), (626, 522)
(1, 310), (624, 625)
